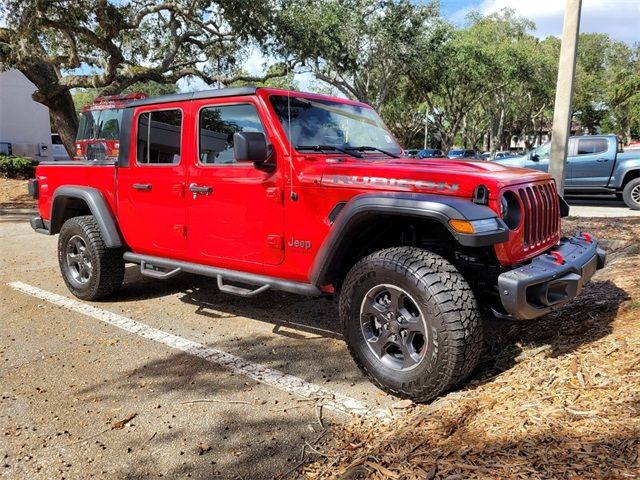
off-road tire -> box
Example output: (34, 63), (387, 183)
(339, 247), (482, 402)
(622, 178), (640, 210)
(58, 215), (125, 300)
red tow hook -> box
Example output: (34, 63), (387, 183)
(580, 233), (592, 244)
(550, 251), (564, 265)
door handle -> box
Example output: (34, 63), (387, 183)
(189, 183), (213, 195)
(596, 158), (609, 162)
(133, 183), (152, 191)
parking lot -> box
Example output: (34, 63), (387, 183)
(0, 216), (404, 479)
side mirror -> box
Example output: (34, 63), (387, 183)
(530, 152), (540, 162)
(233, 132), (269, 164)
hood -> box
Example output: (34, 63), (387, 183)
(320, 157), (550, 199)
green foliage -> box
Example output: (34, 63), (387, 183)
(0, 155), (36, 179)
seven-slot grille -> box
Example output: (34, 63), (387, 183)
(517, 181), (560, 251)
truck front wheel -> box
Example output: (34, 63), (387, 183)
(58, 215), (125, 300)
(622, 178), (640, 210)
(339, 247), (482, 402)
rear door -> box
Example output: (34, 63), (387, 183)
(566, 137), (614, 187)
(184, 98), (284, 271)
(117, 104), (189, 256)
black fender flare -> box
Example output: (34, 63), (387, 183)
(309, 192), (508, 286)
(50, 186), (123, 248)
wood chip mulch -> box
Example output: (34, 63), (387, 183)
(303, 221), (640, 479)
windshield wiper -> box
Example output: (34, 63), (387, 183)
(295, 145), (363, 159)
(344, 146), (400, 158)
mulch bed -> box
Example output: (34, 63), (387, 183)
(301, 220), (640, 479)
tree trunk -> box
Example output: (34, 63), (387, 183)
(46, 91), (79, 157)
(17, 61), (79, 157)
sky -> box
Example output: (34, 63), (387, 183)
(444, 0), (640, 45)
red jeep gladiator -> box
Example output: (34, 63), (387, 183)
(28, 87), (605, 401)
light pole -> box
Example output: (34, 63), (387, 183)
(423, 112), (429, 150)
(549, 0), (582, 194)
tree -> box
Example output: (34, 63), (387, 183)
(0, 0), (287, 155)
(274, 0), (440, 109)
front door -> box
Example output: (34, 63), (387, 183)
(185, 99), (284, 271)
(117, 105), (188, 256)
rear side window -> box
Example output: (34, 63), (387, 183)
(137, 109), (182, 164)
(577, 138), (608, 155)
(198, 104), (265, 165)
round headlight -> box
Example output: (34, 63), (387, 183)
(501, 191), (522, 230)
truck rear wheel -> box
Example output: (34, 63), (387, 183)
(622, 178), (640, 210)
(58, 215), (125, 300)
(339, 247), (482, 402)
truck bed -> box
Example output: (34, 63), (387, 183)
(36, 161), (118, 223)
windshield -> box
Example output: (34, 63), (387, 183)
(77, 108), (122, 141)
(269, 95), (401, 156)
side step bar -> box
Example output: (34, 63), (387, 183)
(123, 252), (321, 297)
(217, 275), (271, 298)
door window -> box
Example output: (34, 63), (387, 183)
(137, 109), (183, 164)
(577, 138), (608, 155)
(532, 142), (551, 160)
(198, 104), (265, 165)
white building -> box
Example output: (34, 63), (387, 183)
(0, 69), (53, 161)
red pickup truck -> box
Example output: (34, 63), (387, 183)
(28, 87), (605, 401)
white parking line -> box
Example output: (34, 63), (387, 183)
(8, 281), (389, 419)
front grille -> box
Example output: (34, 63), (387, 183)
(517, 181), (559, 251)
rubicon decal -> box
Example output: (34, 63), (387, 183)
(331, 175), (459, 193)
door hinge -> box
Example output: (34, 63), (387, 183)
(266, 187), (283, 203)
(174, 224), (187, 238)
(267, 234), (283, 249)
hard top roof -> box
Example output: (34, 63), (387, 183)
(125, 86), (372, 109)
(127, 86), (257, 107)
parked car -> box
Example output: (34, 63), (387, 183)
(415, 149), (444, 158)
(404, 149), (419, 158)
(76, 93), (148, 161)
(494, 151), (514, 160)
(447, 149), (480, 160)
(51, 134), (70, 161)
(494, 135), (640, 210)
(28, 86), (605, 402)
(625, 141), (640, 152)
(481, 151), (512, 160)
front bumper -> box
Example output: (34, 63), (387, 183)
(497, 233), (606, 320)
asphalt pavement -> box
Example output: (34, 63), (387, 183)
(0, 219), (398, 479)
(565, 194), (639, 218)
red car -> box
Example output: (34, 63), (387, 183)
(75, 93), (148, 161)
(28, 87), (605, 401)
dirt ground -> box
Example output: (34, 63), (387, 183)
(304, 218), (640, 479)
(0, 178), (34, 209)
